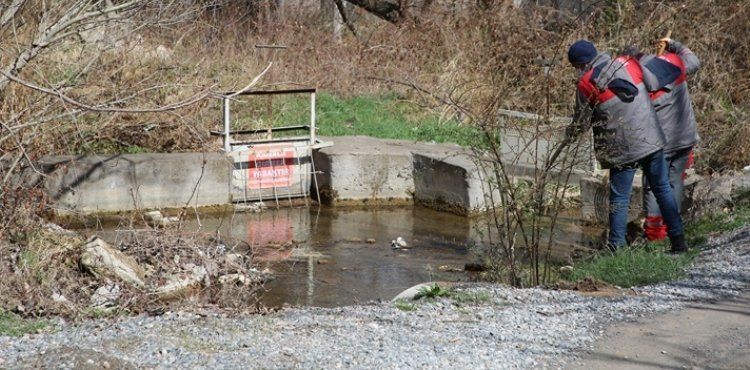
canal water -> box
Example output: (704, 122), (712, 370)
(85, 205), (602, 308)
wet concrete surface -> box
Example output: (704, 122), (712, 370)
(86, 205), (602, 308)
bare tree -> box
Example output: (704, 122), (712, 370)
(0, 1), (235, 234)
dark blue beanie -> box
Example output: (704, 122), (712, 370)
(568, 40), (597, 65)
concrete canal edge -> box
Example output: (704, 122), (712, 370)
(40, 135), (599, 218)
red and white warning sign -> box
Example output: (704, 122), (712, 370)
(246, 143), (296, 189)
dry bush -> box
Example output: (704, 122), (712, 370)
(0, 223), (270, 318)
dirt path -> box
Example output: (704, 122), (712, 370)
(570, 292), (750, 370)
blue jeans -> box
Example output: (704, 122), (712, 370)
(643, 147), (692, 216)
(609, 150), (684, 248)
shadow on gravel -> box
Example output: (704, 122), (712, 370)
(14, 346), (136, 369)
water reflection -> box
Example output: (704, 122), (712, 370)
(88, 205), (602, 308)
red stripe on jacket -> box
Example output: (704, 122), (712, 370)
(577, 56), (643, 105)
(649, 53), (687, 101)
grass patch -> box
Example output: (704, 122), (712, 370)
(0, 310), (49, 337)
(269, 93), (483, 147)
(685, 204), (750, 246)
(568, 247), (697, 287)
(448, 290), (491, 305)
(414, 283), (451, 300)
(394, 300), (416, 311)
(568, 204), (750, 287)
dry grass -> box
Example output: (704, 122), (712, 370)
(0, 220), (271, 318)
(1, 0), (749, 310)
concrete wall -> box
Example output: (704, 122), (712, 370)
(312, 136), (462, 205)
(413, 153), (500, 216)
(43, 153), (232, 214)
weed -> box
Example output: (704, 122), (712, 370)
(0, 310), (49, 337)
(568, 247), (697, 288)
(686, 204), (750, 246)
(394, 300), (416, 312)
(567, 204), (750, 287)
(448, 290), (490, 306)
(414, 284), (451, 300)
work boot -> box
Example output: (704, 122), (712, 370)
(668, 234), (689, 254)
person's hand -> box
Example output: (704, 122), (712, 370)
(657, 37), (672, 53)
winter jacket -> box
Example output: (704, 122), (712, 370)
(572, 52), (666, 168)
(639, 42), (700, 154)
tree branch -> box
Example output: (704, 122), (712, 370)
(0, 69), (216, 113)
(0, 0), (26, 30)
(333, 0), (358, 37)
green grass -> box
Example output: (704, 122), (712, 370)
(567, 204), (750, 287)
(0, 310), (49, 337)
(414, 284), (451, 300)
(394, 300), (416, 311)
(568, 247), (697, 287)
(270, 93), (482, 146)
(685, 203), (750, 246)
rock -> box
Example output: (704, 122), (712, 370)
(43, 223), (77, 236)
(51, 293), (71, 305)
(144, 210), (163, 222)
(464, 263), (487, 272)
(391, 237), (409, 250)
(559, 265), (574, 277)
(391, 282), (453, 302)
(81, 236), (146, 287)
(219, 268), (271, 286)
(90, 284), (121, 308)
(143, 210), (177, 227)
(685, 171), (750, 217)
(153, 264), (208, 300)
(223, 253), (244, 267)
(236, 202), (267, 213)
(218, 274), (249, 286)
(155, 45), (173, 62)
(365, 238), (376, 244)
(438, 265), (463, 273)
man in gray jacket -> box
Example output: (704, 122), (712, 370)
(623, 39), (700, 241)
(567, 39), (688, 253)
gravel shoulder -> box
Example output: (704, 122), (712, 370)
(1, 227), (748, 369)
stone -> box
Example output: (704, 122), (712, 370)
(391, 282), (453, 302)
(81, 236), (146, 287)
(438, 265), (463, 273)
(91, 284), (121, 308)
(559, 266), (574, 277)
(684, 171), (750, 218)
(51, 293), (70, 305)
(218, 273), (249, 286)
(365, 238), (376, 244)
(223, 253), (244, 267)
(153, 263), (208, 300)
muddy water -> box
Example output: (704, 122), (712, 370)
(86, 205), (601, 308)
(161, 206), (601, 308)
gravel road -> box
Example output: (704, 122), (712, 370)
(1, 227), (748, 369)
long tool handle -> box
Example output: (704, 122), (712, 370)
(657, 30), (672, 55)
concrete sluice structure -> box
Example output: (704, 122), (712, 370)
(41, 135), (603, 218)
